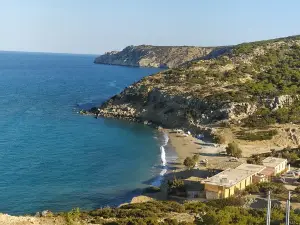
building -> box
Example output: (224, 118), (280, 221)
(262, 157), (288, 175)
(235, 163), (269, 183)
(204, 164), (266, 199)
(184, 176), (205, 198)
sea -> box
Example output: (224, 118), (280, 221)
(0, 51), (177, 215)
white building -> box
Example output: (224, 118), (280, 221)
(262, 157), (288, 175)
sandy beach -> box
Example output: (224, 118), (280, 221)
(166, 124), (300, 161)
(164, 129), (244, 171)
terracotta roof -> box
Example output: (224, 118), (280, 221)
(260, 167), (275, 176)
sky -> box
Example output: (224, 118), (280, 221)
(0, 0), (300, 54)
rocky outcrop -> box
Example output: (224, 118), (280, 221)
(97, 86), (259, 129)
(265, 95), (299, 111)
(94, 45), (217, 68)
(91, 35), (300, 131)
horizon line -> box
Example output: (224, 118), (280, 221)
(1, 33), (299, 56)
(0, 49), (99, 56)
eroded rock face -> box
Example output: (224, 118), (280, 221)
(94, 45), (217, 68)
(265, 95), (298, 110)
(97, 86), (258, 129)
(92, 35), (300, 131)
(96, 81), (297, 131)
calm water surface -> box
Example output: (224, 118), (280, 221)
(0, 51), (164, 214)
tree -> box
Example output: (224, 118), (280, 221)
(183, 157), (195, 169)
(226, 142), (242, 158)
(192, 154), (200, 163)
(167, 177), (185, 196)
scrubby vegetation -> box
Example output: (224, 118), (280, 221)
(167, 178), (186, 196)
(245, 182), (288, 195)
(183, 157), (196, 169)
(68, 199), (300, 225)
(235, 129), (278, 141)
(246, 155), (263, 165)
(185, 36), (300, 127)
(247, 147), (300, 166)
(226, 142), (242, 158)
(243, 102), (300, 128)
(96, 34), (300, 134)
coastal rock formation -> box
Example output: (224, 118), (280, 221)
(92, 35), (300, 133)
(94, 45), (219, 68)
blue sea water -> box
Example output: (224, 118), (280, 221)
(0, 51), (168, 215)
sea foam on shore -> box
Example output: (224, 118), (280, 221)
(151, 131), (177, 187)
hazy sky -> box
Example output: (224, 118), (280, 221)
(1, 0), (299, 54)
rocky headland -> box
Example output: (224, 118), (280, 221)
(91, 35), (300, 151)
(94, 45), (226, 68)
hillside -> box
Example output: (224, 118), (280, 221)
(2, 199), (300, 224)
(91, 35), (300, 149)
(94, 45), (222, 68)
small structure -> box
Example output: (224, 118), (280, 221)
(260, 167), (275, 181)
(204, 163), (266, 199)
(184, 176), (205, 198)
(262, 157), (288, 175)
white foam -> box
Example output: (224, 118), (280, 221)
(151, 132), (170, 187)
(160, 146), (167, 166)
(160, 132), (168, 166)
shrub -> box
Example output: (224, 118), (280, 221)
(226, 142), (242, 158)
(183, 202), (208, 213)
(206, 197), (245, 208)
(236, 130), (278, 141)
(245, 184), (260, 194)
(192, 154), (200, 163)
(282, 152), (299, 164)
(246, 182), (288, 195)
(167, 178), (186, 196)
(291, 195), (300, 203)
(183, 157), (195, 169)
(65, 208), (81, 225)
(119, 201), (185, 213)
(246, 155), (263, 165)
(294, 186), (300, 194)
(162, 218), (178, 225)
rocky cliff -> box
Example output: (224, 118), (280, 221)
(94, 45), (218, 68)
(92, 35), (300, 133)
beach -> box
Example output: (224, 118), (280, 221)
(165, 129), (232, 168)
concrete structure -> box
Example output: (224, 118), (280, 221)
(204, 163), (265, 199)
(262, 157), (288, 175)
(184, 176), (205, 198)
(260, 167), (275, 180)
(235, 163), (266, 173)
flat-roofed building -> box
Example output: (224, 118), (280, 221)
(235, 163), (268, 183)
(204, 163), (266, 199)
(235, 163), (266, 173)
(262, 157), (288, 175)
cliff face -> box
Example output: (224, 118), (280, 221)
(93, 35), (300, 132)
(94, 45), (218, 68)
